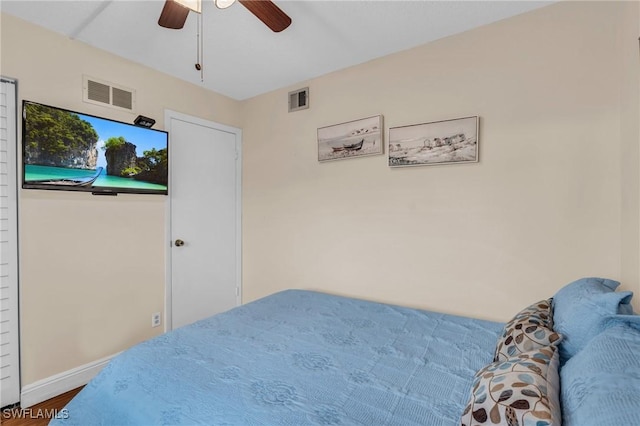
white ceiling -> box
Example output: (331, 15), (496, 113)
(1, 0), (552, 100)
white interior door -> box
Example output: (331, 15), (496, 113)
(0, 78), (20, 408)
(166, 111), (241, 330)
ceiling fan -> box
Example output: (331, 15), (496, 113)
(158, 0), (292, 32)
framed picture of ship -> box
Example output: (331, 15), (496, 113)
(317, 115), (383, 162)
(388, 116), (479, 167)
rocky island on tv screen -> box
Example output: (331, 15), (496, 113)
(22, 101), (168, 195)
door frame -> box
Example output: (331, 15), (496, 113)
(163, 110), (242, 332)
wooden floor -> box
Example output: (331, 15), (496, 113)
(1, 388), (82, 426)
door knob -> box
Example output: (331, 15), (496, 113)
(175, 239), (185, 247)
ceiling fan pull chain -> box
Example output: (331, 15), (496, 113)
(195, 8), (204, 82)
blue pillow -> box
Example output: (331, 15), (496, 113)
(552, 277), (634, 365)
(560, 323), (640, 426)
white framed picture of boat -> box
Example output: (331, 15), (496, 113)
(388, 116), (479, 167)
(317, 115), (383, 162)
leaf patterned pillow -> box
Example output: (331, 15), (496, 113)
(494, 299), (562, 362)
(507, 299), (554, 328)
(461, 346), (561, 426)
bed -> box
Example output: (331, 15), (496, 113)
(50, 278), (640, 426)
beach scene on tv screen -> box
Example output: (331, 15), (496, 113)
(23, 103), (168, 192)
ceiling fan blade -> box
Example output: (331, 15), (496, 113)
(158, 0), (190, 29)
(238, 0), (292, 33)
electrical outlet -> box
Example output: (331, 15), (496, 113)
(152, 312), (161, 328)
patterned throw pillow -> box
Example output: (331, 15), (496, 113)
(461, 346), (561, 426)
(494, 299), (562, 362)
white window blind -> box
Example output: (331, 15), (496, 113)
(0, 77), (19, 408)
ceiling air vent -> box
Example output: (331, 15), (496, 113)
(83, 76), (136, 112)
(288, 87), (309, 112)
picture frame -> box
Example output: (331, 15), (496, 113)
(388, 116), (479, 167)
(317, 115), (383, 162)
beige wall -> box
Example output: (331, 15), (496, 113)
(242, 1), (640, 320)
(0, 13), (242, 385)
(621, 0), (640, 309)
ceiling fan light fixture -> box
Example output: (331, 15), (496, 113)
(175, 0), (201, 13)
(215, 0), (236, 9)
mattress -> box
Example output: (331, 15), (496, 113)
(50, 289), (503, 425)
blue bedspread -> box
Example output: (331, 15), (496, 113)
(51, 290), (503, 425)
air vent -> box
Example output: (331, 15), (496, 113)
(112, 87), (133, 110)
(83, 76), (136, 112)
(288, 87), (309, 112)
(87, 80), (110, 104)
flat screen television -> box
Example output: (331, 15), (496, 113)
(22, 100), (168, 195)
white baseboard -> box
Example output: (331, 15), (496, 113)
(20, 352), (120, 408)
